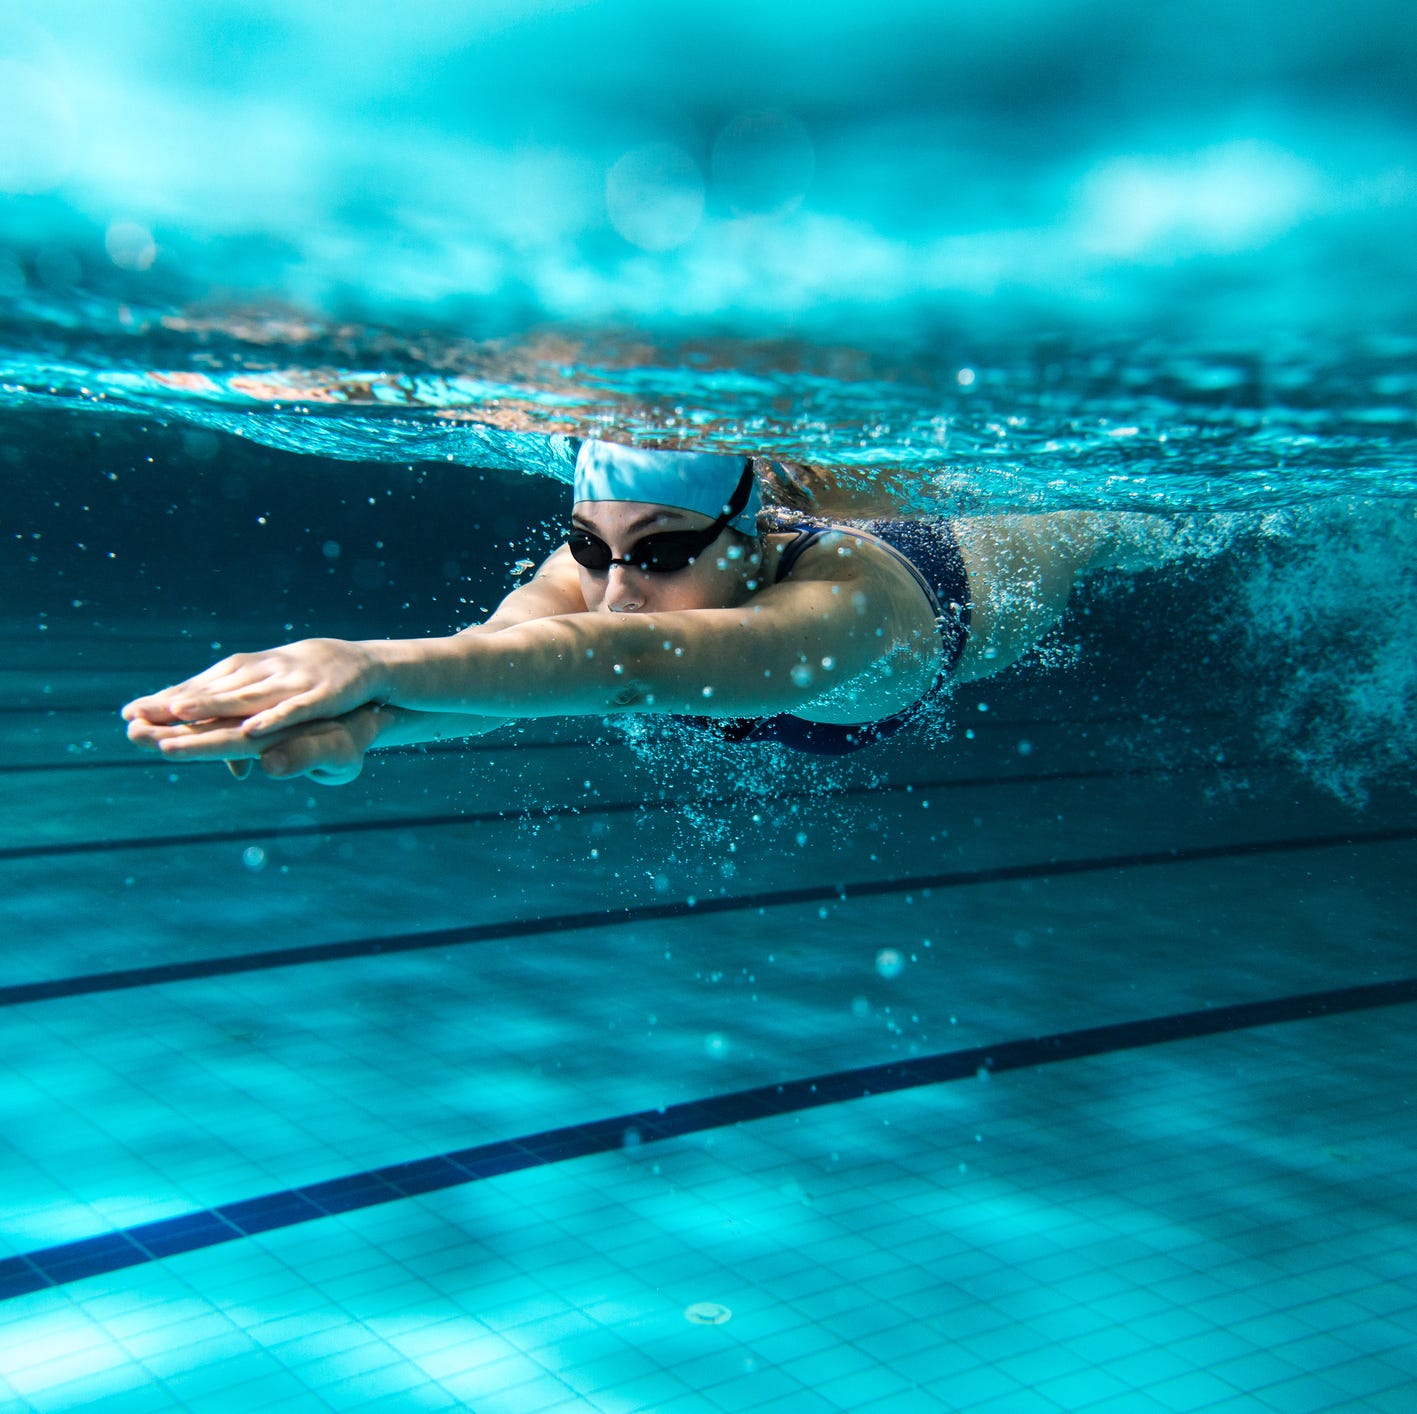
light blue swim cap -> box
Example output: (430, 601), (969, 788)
(572, 440), (762, 533)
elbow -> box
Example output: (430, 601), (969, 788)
(606, 677), (653, 711)
(600, 645), (658, 712)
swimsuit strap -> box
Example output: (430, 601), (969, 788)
(765, 515), (970, 675)
(771, 524), (823, 583)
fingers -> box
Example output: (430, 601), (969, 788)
(122, 690), (190, 725)
(122, 654), (253, 722)
(158, 728), (262, 763)
(127, 716), (263, 763)
(122, 640), (376, 738)
(257, 722), (363, 785)
(243, 692), (334, 738)
(164, 674), (286, 723)
(127, 701), (368, 788)
(122, 649), (308, 723)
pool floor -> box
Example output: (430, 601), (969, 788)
(1, 617), (1414, 1412)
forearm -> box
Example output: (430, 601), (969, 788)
(362, 610), (800, 720)
(359, 701), (513, 749)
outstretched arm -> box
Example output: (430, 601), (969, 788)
(127, 539), (942, 742)
(122, 549), (589, 775)
(123, 549), (584, 730)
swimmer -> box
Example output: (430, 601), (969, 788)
(122, 440), (1174, 783)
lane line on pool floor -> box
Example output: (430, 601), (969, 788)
(0, 710), (1232, 768)
(3, 975), (1414, 1304)
(0, 759), (1253, 861)
(2, 824), (1412, 1008)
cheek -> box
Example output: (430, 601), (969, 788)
(577, 570), (607, 610)
(655, 563), (735, 610)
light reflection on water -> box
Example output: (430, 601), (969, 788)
(2, 326), (1414, 514)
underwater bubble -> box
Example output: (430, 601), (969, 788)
(606, 142), (704, 251)
(875, 948), (905, 980)
(705, 1033), (728, 1057)
(851, 995), (871, 1018)
(1017, 739), (1033, 756)
(322, 540), (342, 560)
(684, 1302), (732, 1325)
(621, 1126), (642, 1151)
(790, 664), (813, 687)
(105, 220), (157, 272)
(241, 846), (266, 871)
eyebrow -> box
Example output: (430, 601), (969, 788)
(571, 508), (689, 535)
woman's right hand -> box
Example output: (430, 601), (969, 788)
(121, 637), (388, 736)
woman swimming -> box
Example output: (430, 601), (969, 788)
(122, 440), (1166, 783)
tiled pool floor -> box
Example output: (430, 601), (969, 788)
(2, 622), (1413, 1412)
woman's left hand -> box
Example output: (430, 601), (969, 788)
(126, 706), (380, 786)
(121, 638), (386, 736)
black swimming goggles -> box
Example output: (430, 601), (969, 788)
(567, 461), (755, 574)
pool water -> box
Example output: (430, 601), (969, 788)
(4, 3), (1417, 1411)
(3, 414), (1415, 1412)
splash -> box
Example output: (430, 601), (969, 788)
(1234, 502), (1417, 805)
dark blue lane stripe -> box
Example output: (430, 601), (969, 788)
(0, 711), (1232, 772)
(2, 826), (1412, 1009)
(0, 761), (1248, 861)
(0, 738), (588, 771)
(3, 976), (1413, 1304)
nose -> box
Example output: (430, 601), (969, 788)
(604, 563), (645, 614)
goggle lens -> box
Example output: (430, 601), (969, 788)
(567, 528), (714, 573)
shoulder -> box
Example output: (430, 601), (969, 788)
(764, 522), (915, 594)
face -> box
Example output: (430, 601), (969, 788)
(570, 500), (760, 614)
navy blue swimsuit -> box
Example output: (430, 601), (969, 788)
(686, 516), (972, 755)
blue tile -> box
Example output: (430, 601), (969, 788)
(0, 1257), (47, 1300)
(131, 1211), (242, 1258)
(453, 1148), (537, 1180)
(217, 1190), (326, 1235)
(300, 1171), (402, 1215)
(31, 1232), (148, 1283)
(376, 1157), (469, 1196)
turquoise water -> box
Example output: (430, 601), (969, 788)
(3, 4), (1417, 1411)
